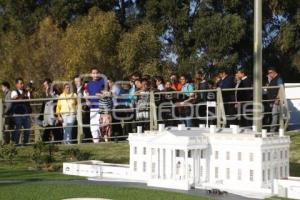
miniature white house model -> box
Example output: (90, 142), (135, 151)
(63, 124), (299, 199)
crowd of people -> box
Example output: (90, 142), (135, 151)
(0, 67), (284, 145)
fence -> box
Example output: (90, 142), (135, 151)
(0, 84), (299, 145)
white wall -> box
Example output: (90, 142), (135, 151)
(285, 83), (300, 130)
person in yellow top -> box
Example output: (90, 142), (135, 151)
(56, 83), (77, 144)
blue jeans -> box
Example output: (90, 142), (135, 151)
(182, 118), (193, 127)
(270, 104), (280, 132)
(13, 116), (31, 144)
(62, 115), (76, 144)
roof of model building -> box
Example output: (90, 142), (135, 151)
(129, 124), (289, 144)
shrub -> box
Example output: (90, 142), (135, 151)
(62, 147), (91, 161)
(31, 141), (59, 167)
(0, 143), (18, 165)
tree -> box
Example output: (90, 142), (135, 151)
(0, 32), (29, 83)
(28, 17), (63, 81)
(0, 0), (299, 84)
(118, 22), (164, 76)
(46, 0), (116, 29)
(0, 0), (117, 33)
(191, 13), (246, 71)
(61, 8), (122, 79)
(262, 0), (300, 81)
(136, 0), (250, 74)
(0, 17), (63, 88)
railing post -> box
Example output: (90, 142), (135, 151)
(149, 91), (157, 131)
(216, 88), (226, 128)
(0, 99), (3, 144)
(76, 96), (83, 144)
(278, 85), (290, 130)
(216, 88), (221, 128)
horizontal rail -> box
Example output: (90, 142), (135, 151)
(4, 84), (300, 103)
(0, 84), (299, 145)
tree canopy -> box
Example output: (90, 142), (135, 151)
(0, 0), (299, 85)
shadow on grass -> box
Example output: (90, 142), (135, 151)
(0, 169), (47, 180)
(290, 162), (300, 177)
(0, 168), (82, 182)
(99, 157), (129, 164)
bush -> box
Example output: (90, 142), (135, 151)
(62, 147), (91, 161)
(0, 143), (18, 165)
(31, 141), (59, 168)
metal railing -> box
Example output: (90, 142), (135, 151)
(0, 84), (299, 145)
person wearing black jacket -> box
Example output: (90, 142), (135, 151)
(160, 81), (176, 126)
(194, 71), (209, 125)
(39, 78), (62, 142)
(265, 67), (284, 132)
(235, 69), (253, 127)
(217, 68), (236, 126)
(11, 78), (32, 144)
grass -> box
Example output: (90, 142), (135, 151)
(0, 142), (129, 170)
(0, 182), (207, 200)
(0, 169), (82, 181)
(288, 132), (300, 177)
(0, 142), (209, 200)
(0, 133), (299, 200)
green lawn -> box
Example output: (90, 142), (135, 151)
(0, 132), (299, 200)
(0, 142), (129, 173)
(0, 142), (208, 200)
(289, 132), (300, 177)
(0, 182), (207, 200)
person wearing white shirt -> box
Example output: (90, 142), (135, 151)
(155, 76), (165, 91)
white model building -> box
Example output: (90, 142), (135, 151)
(128, 124), (290, 194)
(63, 124), (299, 199)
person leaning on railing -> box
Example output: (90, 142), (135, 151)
(56, 83), (77, 144)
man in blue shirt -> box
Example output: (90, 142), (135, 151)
(86, 68), (106, 143)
